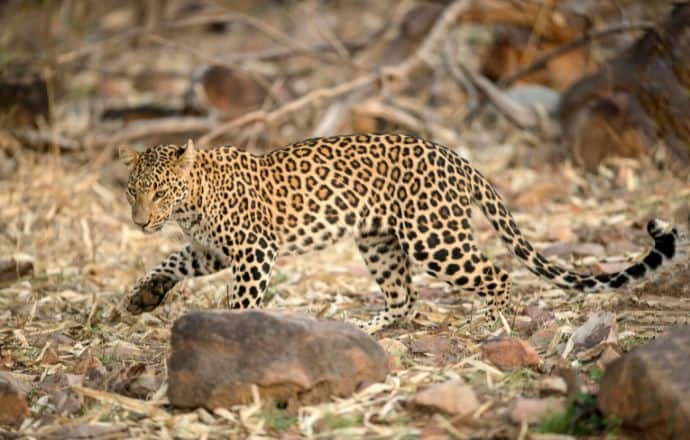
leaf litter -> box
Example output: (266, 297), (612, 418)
(2, 130), (687, 438)
(1, 1), (689, 438)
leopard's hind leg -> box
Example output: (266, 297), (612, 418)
(354, 234), (417, 333)
(404, 227), (512, 323)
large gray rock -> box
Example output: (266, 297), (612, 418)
(167, 311), (389, 409)
(598, 326), (690, 439)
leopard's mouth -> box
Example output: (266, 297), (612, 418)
(141, 223), (164, 233)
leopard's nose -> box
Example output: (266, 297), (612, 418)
(132, 212), (150, 227)
(133, 218), (150, 227)
(132, 205), (150, 226)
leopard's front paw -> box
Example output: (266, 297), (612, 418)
(125, 276), (176, 314)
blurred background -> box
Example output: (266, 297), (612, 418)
(1, 0), (687, 177)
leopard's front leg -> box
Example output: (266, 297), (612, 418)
(126, 244), (226, 314)
(226, 233), (278, 310)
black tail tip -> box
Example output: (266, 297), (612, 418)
(647, 218), (673, 239)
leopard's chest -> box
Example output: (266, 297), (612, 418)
(176, 211), (217, 249)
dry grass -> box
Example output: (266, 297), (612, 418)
(1, 1), (689, 438)
(2, 138), (688, 438)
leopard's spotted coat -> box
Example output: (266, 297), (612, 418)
(119, 134), (679, 333)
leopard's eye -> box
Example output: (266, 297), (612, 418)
(153, 189), (167, 201)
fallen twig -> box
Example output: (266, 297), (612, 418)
(72, 385), (169, 419)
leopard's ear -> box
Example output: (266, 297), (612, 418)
(176, 139), (197, 174)
(119, 146), (140, 170)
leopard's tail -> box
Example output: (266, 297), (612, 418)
(465, 162), (678, 292)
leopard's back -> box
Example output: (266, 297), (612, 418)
(259, 134), (472, 255)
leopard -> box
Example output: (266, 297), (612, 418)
(119, 134), (680, 333)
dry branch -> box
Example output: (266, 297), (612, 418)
(498, 22), (654, 88)
(57, 10), (330, 65)
(88, 117), (214, 148)
(352, 100), (461, 147)
(71, 385), (169, 419)
(443, 39), (479, 114)
(382, 0), (471, 83)
(198, 0), (471, 146)
(454, 61), (544, 131)
(464, 21), (654, 125)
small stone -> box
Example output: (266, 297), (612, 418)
(104, 340), (143, 361)
(39, 373), (84, 415)
(412, 380), (479, 416)
(378, 338), (408, 356)
(591, 261), (628, 275)
(482, 337), (542, 371)
(0, 254), (34, 286)
(510, 397), (566, 424)
(409, 335), (454, 358)
(572, 312), (617, 352)
(524, 306), (556, 329)
(571, 243), (606, 258)
(512, 316), (533, 333)
(378, 338), (408, 371)
(597, 346), (621, 371)
(109, 363), (161, 399)
(537, 376), (568, 396)
(547, 223), (574, 243)
(167, 311), (389, 409)
(418, 421), (449, 440)
(0, 372), (30, 427)
(598, 326), (690, 439)
(530, 322), (559, 351)
(41, 346), (59, 365)
(542, 242), (574, 258)
(570, 313), (618, 361)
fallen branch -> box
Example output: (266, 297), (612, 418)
(197, 74), (378, 146)
(383, 0), (471, 83)
(71, 385), (169, 419)
(352, 99), (461, 147)
(443, 38), (478, 115)
(455, 61), (540, 130)
(9, 129), (80, 152)
(87, 116), (214, 148)
(462, 21), (653, 126)
(198, 0), (471, 146)
(57, 10), (328, 65)
(498, 22), (654, 87)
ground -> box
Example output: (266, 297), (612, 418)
(1, 1), (688, 438)
(1, 135), (688, 438)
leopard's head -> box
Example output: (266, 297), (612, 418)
(119, 140), (196, 233)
